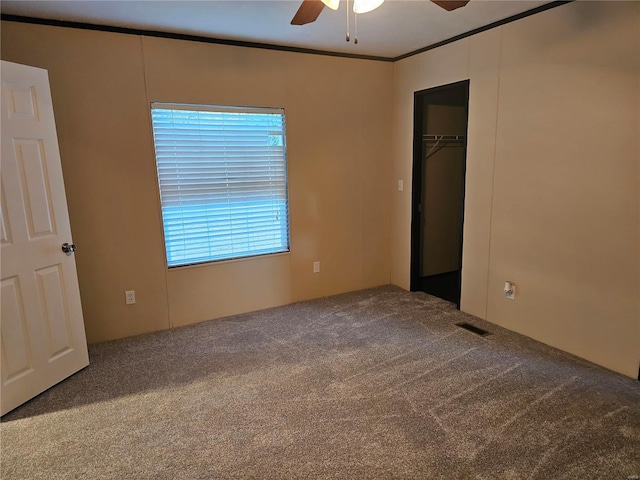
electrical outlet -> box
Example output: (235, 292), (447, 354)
(125, 290), (136, 305)
(397, 180), (404, 192)
(313, 261), (320, 273)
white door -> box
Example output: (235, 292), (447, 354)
(1, 61), (89, 416)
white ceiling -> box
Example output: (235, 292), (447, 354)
(1, 0), (554, 58)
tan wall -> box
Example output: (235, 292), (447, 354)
(1, 23), (393, 342)
(392, 1), (640, 377)
(1, 27), (172, 343)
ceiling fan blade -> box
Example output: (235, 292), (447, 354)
(291, 0), (326, 25)
(430, 0), (470, 11)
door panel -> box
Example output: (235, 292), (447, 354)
(5, 83), (39, 120)
(36, 264), (74, 359)
(14, 139), (57, 238)
(1, 60), (89, 416)
(1, 186), (11, 244)
(1, 277), (33, 382)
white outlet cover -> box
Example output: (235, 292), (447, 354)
(125, 290), (136, 304)
(506, 285), (515, 300)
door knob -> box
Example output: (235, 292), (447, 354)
(62, 242), (77, 254)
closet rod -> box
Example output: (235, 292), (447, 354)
(422, 134), (465, 142)
(423, 134), (465, 160)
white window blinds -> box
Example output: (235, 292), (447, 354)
(151, 104), (290, 267)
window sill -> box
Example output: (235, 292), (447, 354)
(166, 251), (291, 271)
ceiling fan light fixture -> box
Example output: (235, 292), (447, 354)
(321, 0), (340, 10)
(353, 0), (384, 14)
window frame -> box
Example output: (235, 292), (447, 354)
(150, 102), (291, 269)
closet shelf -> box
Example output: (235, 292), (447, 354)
(423, 135), (466, 160)
(422, 135), (465, 142)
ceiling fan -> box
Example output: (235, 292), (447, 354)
(291, 0), (471, 26)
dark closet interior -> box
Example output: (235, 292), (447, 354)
(410, 80), (469, 307)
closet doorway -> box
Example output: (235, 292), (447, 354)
(410, 80), (469, 308)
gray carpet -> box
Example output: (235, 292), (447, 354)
(2, 286), (639, 479)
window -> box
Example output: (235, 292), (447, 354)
(150, 103), (290, 267)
